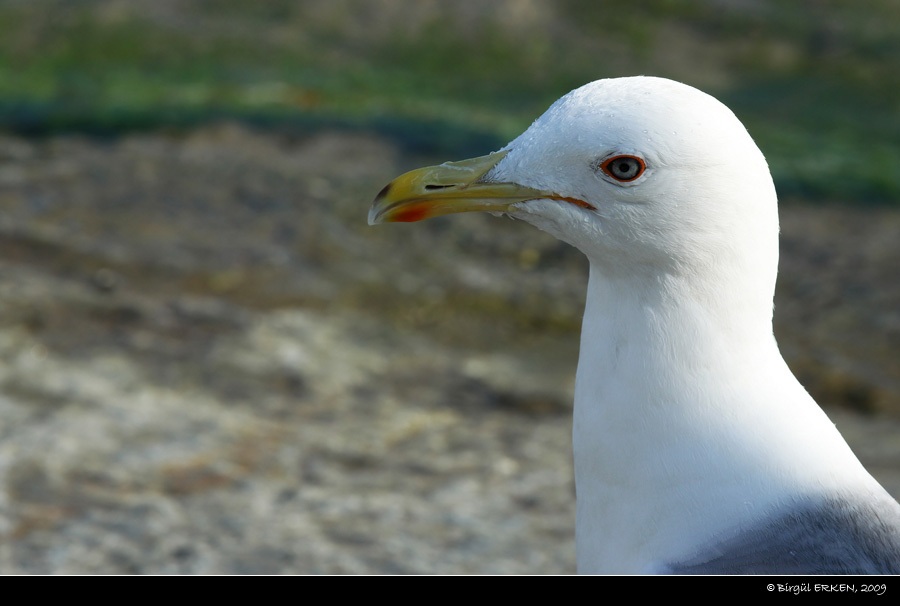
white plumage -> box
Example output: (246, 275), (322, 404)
(371, 76), (900, 574)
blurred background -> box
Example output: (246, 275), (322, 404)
(0, 0), (897, 573)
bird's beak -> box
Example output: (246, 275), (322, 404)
(368, 150), (593, 224)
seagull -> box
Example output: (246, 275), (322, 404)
(368, 76), (900, 574)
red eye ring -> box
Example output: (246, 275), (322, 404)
(600, 155), (646, 182)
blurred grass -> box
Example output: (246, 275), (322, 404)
(0, 0), (898, 203)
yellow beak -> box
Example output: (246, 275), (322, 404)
(368, 150), (593, 224)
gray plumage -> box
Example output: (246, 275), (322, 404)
(668, 493), (900, 574)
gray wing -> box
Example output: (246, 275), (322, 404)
(668, 493), (900, 575)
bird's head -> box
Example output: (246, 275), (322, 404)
(370, 76), (779, 284)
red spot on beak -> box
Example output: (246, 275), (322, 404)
(393, 204), (432, 223)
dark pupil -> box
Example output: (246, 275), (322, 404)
(616, 161), (633, 176)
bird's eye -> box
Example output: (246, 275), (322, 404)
(600, 155), (646, 183)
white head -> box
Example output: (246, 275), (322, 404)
(371, 76), (780, 316)
(499, 78), (778, 281)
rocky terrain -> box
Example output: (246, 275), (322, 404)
(0, 126), (897, 573)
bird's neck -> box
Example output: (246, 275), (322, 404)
(572, 263), (871, 573)
(575, 262), (783, 424)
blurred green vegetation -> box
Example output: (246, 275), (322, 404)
(0, 0), (898, 203)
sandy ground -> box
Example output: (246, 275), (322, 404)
(0, 127), (897, 573)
